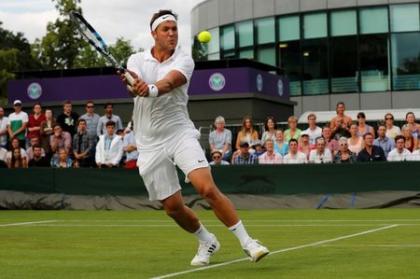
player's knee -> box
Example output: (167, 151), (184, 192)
(198, 185), (220, 201)
(164, 203), (184, 219)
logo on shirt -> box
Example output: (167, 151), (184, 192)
(256, 74), (263, 92)
(27, 82), (42, 100)
(209, 73), (226, 91)
(277, 79), (284, 96)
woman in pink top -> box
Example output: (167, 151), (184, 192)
(347, 123), (364, 154)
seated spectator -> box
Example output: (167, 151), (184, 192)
(97, 103), (123, 136)
(283, 139), (307, 164)
(56, 100), (79, 137)
(95, 121), (123, 168)
(51, 148), (73, 168)
(330, 102), (352, 130)
(387, 135), (411, 162)
(322, 126), (339, 155)
(374, 124), (394, 157)
(309, 137), (332, 164)
(0, 106), (10, 149)
(348, 123), (364, 155)
(7, 147), (28, 168)
(331, 118), (351, 140)
(123, 124), (139, 169)
(261, 116), (277, 142)
(284, 116), (301, 143)
(209, 116), (232, 161)
(259, 139), (282, 164)
(235, 116), (259, 150)
(250, 140), (265, 157)
(26, 137), (46, 161)
(298, 132), (311, 159)
(232, 142), (258, 165)
(302, 113), (322, 147)
(401, 125), (417, 152)
(273, 130), (288, 156)
(334, 137), (356, 164)
(73, 119), (94, 167)
(6, 137), (27, 162)
(209, 150), (230, 166)
(40, 108), (56, 158)
(402, 112), (420, 139)
(50, 124), (72, 154)
(0, 146), (7, 168)
(409, 141), (420, 161)
(384, 113), (400, 140)
(28, 145), (49, 167)
(356, 112), (375, 137)
(357, 133), (386, 162)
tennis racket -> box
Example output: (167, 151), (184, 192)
(70, 11), (135, 86)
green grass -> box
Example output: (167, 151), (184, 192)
(0, 209), (419, 279)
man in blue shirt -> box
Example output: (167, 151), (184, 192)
(232, 142), (258, 165)
(374, 124), (394, 157)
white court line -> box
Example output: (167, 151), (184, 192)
(0, 220), (57, 227)
(150, 224), (399, 279)
(52, 219), (420, 223)
(26, 224), (418, 228)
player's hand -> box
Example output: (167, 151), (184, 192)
(132, 78), (149, 97)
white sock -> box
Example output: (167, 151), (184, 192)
(229, 220), (251, 247)
(193, 223), (213, 242)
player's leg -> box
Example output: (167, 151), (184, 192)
(188, 167), (269, 262)
(161, 191), (220, 266)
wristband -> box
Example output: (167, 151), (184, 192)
(148, 84), (159, 97)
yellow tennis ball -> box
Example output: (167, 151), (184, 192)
(198, 31), (211, 43)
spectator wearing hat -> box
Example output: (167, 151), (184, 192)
(387, 135), (411, 162)
(251, 140), (265, 157)
(322, 126), (339, 155)
(28, 145), (49, 167)
(302, 113), (322, 147)
(56, 100), (79, 137)
(232, 142), (258, 165)
(374, 124), (394, 157)
(261, 116), (277, 142)
(309, 137), (332, 164)
(95, 121), (123, 168)
(209, 116), (232, 161)
(79, 100), (100, 141)
(356, 112), (375, 137)
(384, 113), (400, 140)
(50, 123), (72, 155)
(259, 139), (282, 164)
(298, 132), (311, 159)
(97, 103), (123, 136)
(8, 100), (28, 148)
(210, 150), (229, 166)
(283, 139), (308, 164)
(0, 106), (10, 149)
(334, 137), (357, 163)
(357, 133), (386, 162)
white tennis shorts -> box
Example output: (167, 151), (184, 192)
(137, 130), (209, 201)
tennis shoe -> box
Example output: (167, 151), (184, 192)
(190, 234), (220, 266)
(243, 239), (270, 262)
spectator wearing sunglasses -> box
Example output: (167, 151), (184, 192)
(79, 100), (100, 140)
(334, 137), (356, 163)
(384, 113), (400, 140)
(209, 150), (229, 166)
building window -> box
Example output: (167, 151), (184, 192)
(279, 41), (302, 96)
(237, 20), (254, 47)
(390, 4), (420, 33)
(257, 46), (276, 66)
(207, 28), (220, 61)
(360, 7), (389, 34)
(221, 25), (235, 51)
(304, 13), (327, 39)
(302, 39), (329, 95)
(239, 49), (254, 59)
(359, 34), (389, 92)
(256, 17), (275, 44)
(279, 15), (300, 42)
(391, 32), (420, 91)
(330, 36), (358, 93)
(330, 10), (357, 37)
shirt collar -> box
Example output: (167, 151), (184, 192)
(144, 45), (180, 63)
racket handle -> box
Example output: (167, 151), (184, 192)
(124, 71), (135, 86)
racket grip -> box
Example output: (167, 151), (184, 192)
(124, 71), (135, 86)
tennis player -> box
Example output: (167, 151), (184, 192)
(122, 10), (269, 266)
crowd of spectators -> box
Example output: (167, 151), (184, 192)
(0, 100), (137, 169)
(208, 102), (420, 166)
(2, 100), (420, 169)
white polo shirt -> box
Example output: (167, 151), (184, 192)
(387, 148), (411, 162)
(309, 148), (333, 163)
(127, 46), (195, 149)
(283, 151), (308, 164)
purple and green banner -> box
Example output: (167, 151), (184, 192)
(7, 67), (289, 104)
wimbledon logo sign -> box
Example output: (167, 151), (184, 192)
(209, 73), (226, 91)
(27, 82), (42, 100)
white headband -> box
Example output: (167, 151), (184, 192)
(151, 14), (177, 32)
